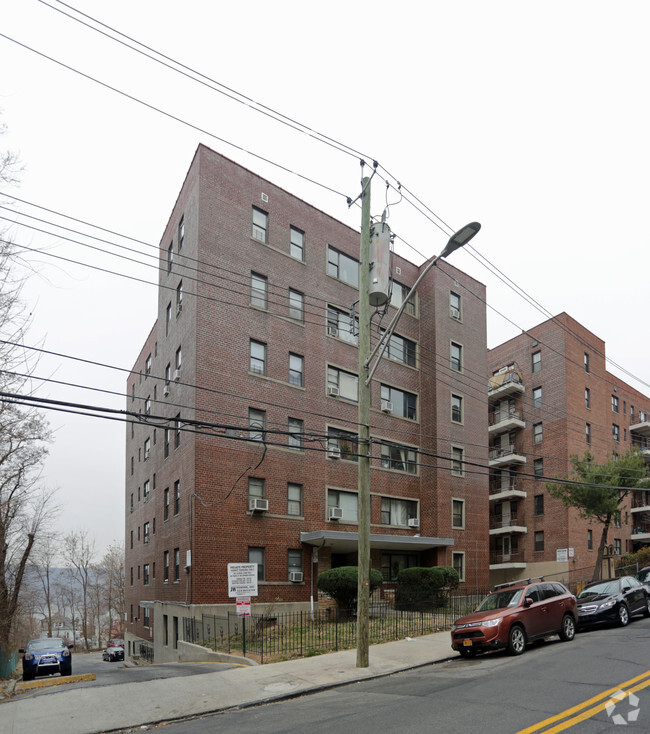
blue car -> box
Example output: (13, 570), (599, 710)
(20, 638), (73, 681)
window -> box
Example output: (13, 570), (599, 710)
(289, 289), (304, 321)
(614, 538), (622, 556)
(175, 346), (182, 371)
(450, 341), (463, 372)
(178, 216), (184, 251)
(390, 281), (416, 316)
(144, 396), (151, 416)
(250, 340), (266, 375)
(613, 510), (621, 528)
(586, 423), (591, 444)
(381, 552), (418, 582)
(290, 226), (304, 261)
(452, 499), (465, 529)
(164, 550), (169, 581)
(176, 280), (183, 314)
(166, 303), (172, 335)
(451, 446), (465, 476)
(252, 207), (268, 242)
(288, 418), (303, 449)
(584, 352), (590, 373)
(174, 413), (181, 448)
(381, 497), (417, 526)
(165, 363), (171, 387)
(327, 489), (358, 522)
(534, 531), (544, 552)
(143, 607), (151, 628)
(585, 387), (590, 409)
(288, 550), (303, 579)
(167, 242), (173, 272)
(174, 548), (180, 581)
(251, 272), (268, 309)
(381, 330), (416, 367)
(130, 530), (133, 549)
(533, 422), (543, 444)
(328, 428), (358, 461)
(249, 547), (265, 580)
(587, 530), (593, 551)
(612, 424), (620, 442)
(164, 428), (170, 458)
(130, 567), (134, 586)
(164, 487), (170, 520)
(381, 384), (417, 420)
(532, 350), (542, 373)
(173, 480), (180, 515)
(328, 366), (358, 402)
(449, 291), (461, 320)
(327, 305), (358, 344)
(248, 408), (266, 441)
(380, 442), (417, 474)
(452, 552), (465, 582)
(289, 353), (304, 387)
(534, 494), (544, 516)
(144, 437), (151, 459)
(287, 483), (302, 516)
(143, 479), (150, 501)
(327, 245), (358, 288)
(612, 395), (619, 413)
(533, 387), (542, 408)
(145, 354), (152, 376)
(143, 563), (150, 585)
(451, 394), (463, 423)
(248, 477), (265, 502)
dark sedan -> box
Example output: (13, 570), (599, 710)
(576, 576), (650, 627)
(19, 638), (73, 681)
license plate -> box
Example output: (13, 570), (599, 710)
(462, 639), (473, 647)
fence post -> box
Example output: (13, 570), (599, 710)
(242, 616), (246, 659)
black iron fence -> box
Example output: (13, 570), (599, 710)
(133, 640), (154, 664)
(184, 589), (490, 664)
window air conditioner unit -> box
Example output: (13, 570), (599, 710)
(176, 303), (182, 315)
(327, 325), (339, 337)
(407, 518), (420, 528)
(328, 446), (341, 459)
(289, 571), (303, 583)
(173, 369), (180, 381)
(381, 400), (393, 414)
(327, 386), (340, 397)
(328, 506), (343, 520)
(450, 306), (461, 319)
(249, 497), (269, 512)
(163, 385), (170, 396)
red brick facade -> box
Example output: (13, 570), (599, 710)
(125, 145), (491, 646)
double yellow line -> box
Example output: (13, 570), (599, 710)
(516, 670), (650, 733)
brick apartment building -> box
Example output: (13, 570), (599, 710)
(487, 313), (650, 586)
(125, 144), (490, 658)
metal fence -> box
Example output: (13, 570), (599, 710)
(184, 589), (489, 664)
(133, 640), (154, 664)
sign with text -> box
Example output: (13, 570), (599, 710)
(236, 596), (251, 617)
(556, 548), (569, 563)
(227, 563), (258, 598)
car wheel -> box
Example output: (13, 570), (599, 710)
(507, 625), (526, 656)
(559, 614), (576, 641)
(617, 604), (629, 626)
(22, 673), (34, 682)
(644, 598), (650, 618)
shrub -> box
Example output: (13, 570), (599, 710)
(394, 566), (459, 611)
(317, 566), (383, 613)
(617, 546), (650, 572)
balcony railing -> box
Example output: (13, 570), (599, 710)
(489, 444), (524, 460)
(490, 551), (525, 565)
(489, 479), (525, 495)
(490, 514), (524, 529)
(489, 409), (523, 425)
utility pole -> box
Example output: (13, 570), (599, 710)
(356, 176), (372, 668)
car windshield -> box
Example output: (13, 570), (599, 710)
(475, 588), (524, 611)
(578, 580), (619, 597)
(28, 638), (65, 651)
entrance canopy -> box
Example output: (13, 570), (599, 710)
(300, 530), (453, 554)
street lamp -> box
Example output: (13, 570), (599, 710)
(356, 207), (480, 668)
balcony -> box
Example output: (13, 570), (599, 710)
(631, 491), (650, 514)
(630, 411), (650, 438)
(489, 480), (527, 502)
(488, 370), (525, 400)
(631, 523), (650, 542)
(489, 444), (527, 468)
(632, 435), (650, 464)
(489, 409), (526, 435)
(489, 514), (528, 535)
(489, 551), (527, 570)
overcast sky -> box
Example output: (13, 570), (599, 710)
(2, 0), (649, 557)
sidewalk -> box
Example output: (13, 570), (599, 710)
(1, 630), (455, 734)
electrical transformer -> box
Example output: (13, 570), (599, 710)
(368, 221), (391, 306)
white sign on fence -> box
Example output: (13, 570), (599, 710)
(227, 563), (259, 598)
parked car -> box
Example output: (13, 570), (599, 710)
(451, 579), (577, 657)
(103, 645), (125, 662)
(107, 638), (124, 648)
(636, 566), (650, 589)
(19, 638), (73, 681)
(576, 576), (650, 627)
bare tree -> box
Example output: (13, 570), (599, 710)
(29, 533), (61, 637)
(100, 543), (125, 639)
(62, 530), (96, 650)
(0, 116), (55, 656)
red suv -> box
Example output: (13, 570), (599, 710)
(451, 579), (577, 657)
